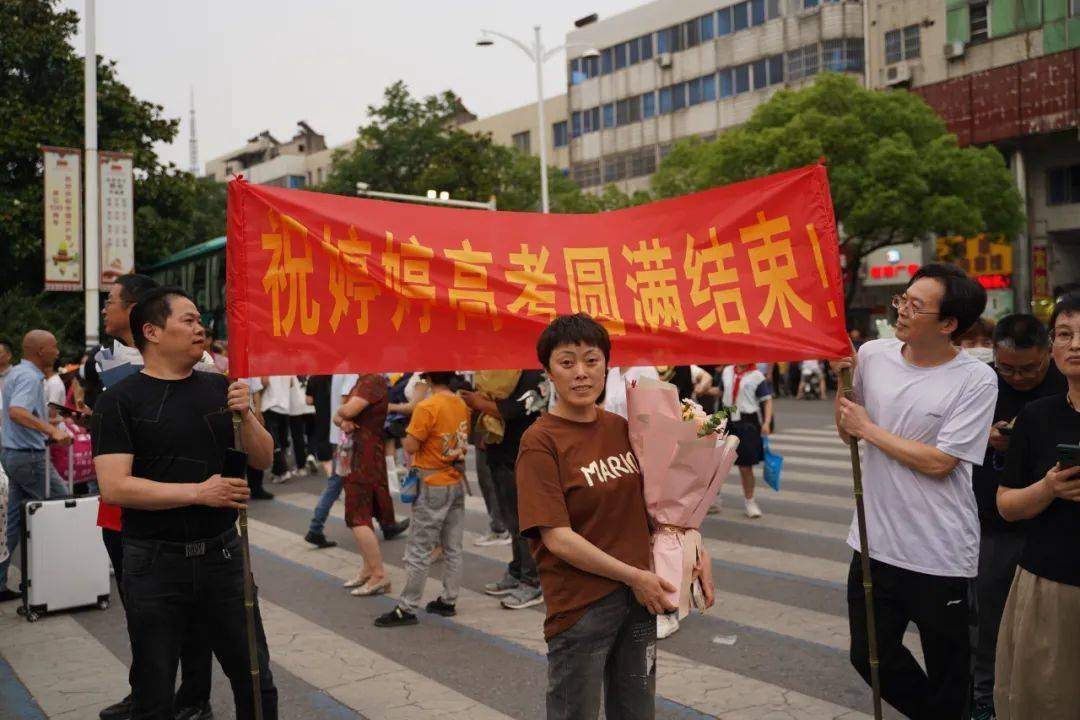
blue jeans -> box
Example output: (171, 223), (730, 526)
(0, 449), (68, 591)
(308, 473), (343, 535)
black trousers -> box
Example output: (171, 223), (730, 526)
(122, 531), (277, 720)
(102, 528), (213, 709)
(489, 460), (539, 587)
(264, 411), (307, 475)
(847, 553), (973, 720)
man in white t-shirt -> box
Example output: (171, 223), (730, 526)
(835, 264), (997, 719)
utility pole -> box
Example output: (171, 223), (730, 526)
(84, 0), (100, 348)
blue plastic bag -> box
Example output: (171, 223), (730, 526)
(400, 467), (420, 504)
(762, 437), (783, 492)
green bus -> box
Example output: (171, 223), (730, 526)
(143, 236), (227, 337)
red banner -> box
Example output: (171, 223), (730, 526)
(226, 164), (848, 377)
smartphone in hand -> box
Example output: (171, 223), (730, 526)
(1056, 444), (1080, 470)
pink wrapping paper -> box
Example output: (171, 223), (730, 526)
(627, 377), (739, 609)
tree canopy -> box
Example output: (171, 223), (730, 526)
(0, 0), (225, 355)
(650, 72), (1024, 298)
(320, 80), (643, 213)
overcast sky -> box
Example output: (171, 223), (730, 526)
(60, 0), (641, 172)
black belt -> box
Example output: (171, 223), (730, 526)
(130, 528), (238, 558)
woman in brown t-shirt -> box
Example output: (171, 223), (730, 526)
(518, 314), (690, 720)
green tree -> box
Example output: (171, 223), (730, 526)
(321, 80), (644, 214)
(0, 0), (223, 356)
(651, 73), (1024, 301)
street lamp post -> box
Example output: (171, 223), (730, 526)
(477, 27), (596, 214)
(84, 0), (100, 348)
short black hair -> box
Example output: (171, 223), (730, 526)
(1053, 282), (1080, 301)
(421, 371), (457, 387)
(115, 273), (159, 307)
(1050, 292), (1080, 332)
(130, 286), (194, 352)
(993, 314), (1049, 351)
(907, 263), (987, 340)
(536, 314), (611, 370)
(0, 338), (12, 355)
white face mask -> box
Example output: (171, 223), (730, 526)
(964, 346), (995, 364)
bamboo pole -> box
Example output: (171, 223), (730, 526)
(233, 413), (263, 720)
(840, 367), (883, 720)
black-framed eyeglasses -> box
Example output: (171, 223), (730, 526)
(891, 294), (939, 317)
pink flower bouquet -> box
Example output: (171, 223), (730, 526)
(626, 377), (739, 617)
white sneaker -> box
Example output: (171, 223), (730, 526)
(475, 531), (512, 547)
(270, 472), (289, 485)
(744, 498), (762, 519)
(657, 612), (680, 640)
(305, 454), (319, 474)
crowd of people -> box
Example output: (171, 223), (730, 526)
(0, 267), (1078, 720)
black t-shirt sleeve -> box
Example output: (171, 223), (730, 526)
(495, 370), (543, 423)
(1001, 404), (1037, 490)
(91, 387), (135, 457)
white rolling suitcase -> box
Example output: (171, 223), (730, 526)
(17, 446), (111, 622)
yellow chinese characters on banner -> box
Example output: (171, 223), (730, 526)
(261, 211), (320, 337)
(623, 239), (687, 333)
(506, 244), (557, 322)
(445, 240), (501, 330)
(684, 228), (749, 334)
(563, 248), (627, 336)
(326, 225), (379, 335)
(739, 212), (813, 329)
(382, 232), (436, 333)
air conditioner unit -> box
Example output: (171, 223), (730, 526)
(884, 62), (912, 86)
(657, 52), (673, 69)
(944, 41), (966, 60)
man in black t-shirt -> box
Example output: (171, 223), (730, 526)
(461, 370), (545, 610)
(970, 314), (1067, 717)
(92, 287), (277, 720)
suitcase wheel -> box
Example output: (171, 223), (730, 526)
(25, 610), (41, 623)
(97, 598), (110, 611)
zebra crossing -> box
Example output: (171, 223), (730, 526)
(0, 410), (915, 719)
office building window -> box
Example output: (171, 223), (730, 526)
(571, 111), (582, 138)
(1048, 165), (1080, 205)
(752, 59), (768, 90)
(768, 0), (782, 18)
(616, 98), (631, 125)
(734, 63), (751, 93)
(602, 47), (614, 74)
(688, 76), (703, 105)
(768, 54), (784, 85)
(702, 73), (717, 101)
(717, 6), (732, 35)
(804, 0), (819, 7)
(629, 147), (657, 177)
(970, 2), (989, 42)
(640, 34), (653, 60)
(603, 154), (627, 183)
(659, 86), (673, 114)
(885, 30), (902, 64)
(718, 68), (734, 97)
(553, 121), (568, 148)
(512, 130), (531, 154)
(733, 2), (749, 31)
(671, 82), (687, 111)
(903, 25), (920, 59)
(684, 17), (700, 47)
(787, 43), (819, 80)
(751, 0), (766, 25)
(583, 107), (595, 133)
(603, 103), (615, 129)
(615, 42), (628, 69)
(1072, 0), (1080, 15)
(629, 37), (640, 64)
(846, 39), (864, 72)
(701, 13), (714, 41)
(643, 91), (656, 118)
(886, 25), (920, 64)
(571, 160), (601, 188)
(822, 39), (844, 71)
